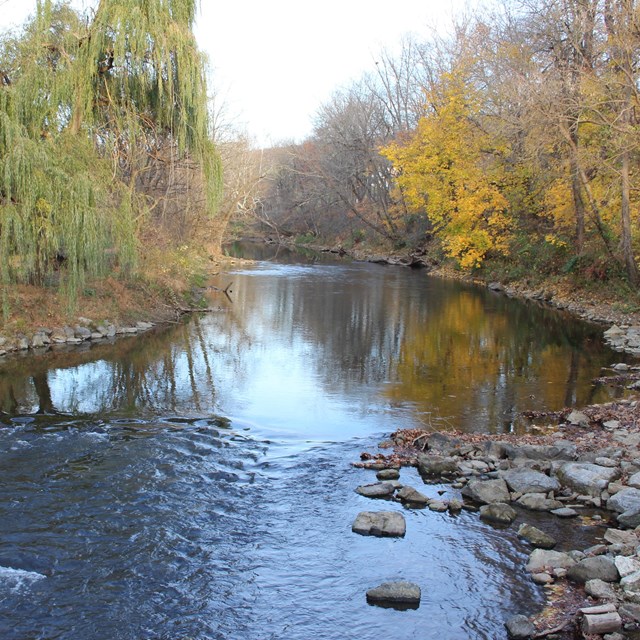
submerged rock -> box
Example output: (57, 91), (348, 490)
(479, 503), (517, 524)
(517, 523), (557, 549)
(352, 511), (406, 537)
(505, 614), (536, 639)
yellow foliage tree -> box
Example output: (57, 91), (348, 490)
(382, 70), (511, 268)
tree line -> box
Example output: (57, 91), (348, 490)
(252, 0), (640, 286)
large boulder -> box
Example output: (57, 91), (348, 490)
(567, 556), (620, 583)
(556, 463), (620, 497)
(461, 478), (510, 505)
(502, 468), (560, 494)
(608, 488), (640, 528)
(352, 511), (406, 537)
(526, 549), (576, 573)
(417, 454), (460, 478)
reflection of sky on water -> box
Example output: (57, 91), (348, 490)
(0, 256), (625, 441)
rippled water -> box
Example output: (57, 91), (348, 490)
(0, 246), (622, 639)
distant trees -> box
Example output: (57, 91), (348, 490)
(0, 0), (221, 310)
(256, 0), (640, 284)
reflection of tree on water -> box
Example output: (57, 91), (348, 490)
(0, 321), (222, 416)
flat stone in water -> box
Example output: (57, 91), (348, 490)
(352, 511), (406, 538)
(366, 581), (421, 609)
(355, 482), (396, 498)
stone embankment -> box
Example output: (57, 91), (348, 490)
(353, 396), (640, 638)
(0, 318), (156, 357)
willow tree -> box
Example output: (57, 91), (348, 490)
(0, 0), (221, 313)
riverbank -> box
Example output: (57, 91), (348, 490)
(355, 393), (640, 639)
(0, 253), (244, 357)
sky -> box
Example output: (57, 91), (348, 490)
(0, 0), (470, 146)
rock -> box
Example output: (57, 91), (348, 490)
(488, 281), (504, 292)
(612, 363), (630, 372)
(376, 469), (400, 481)
(627, 472), (640, 489)
(550, 507), (579, 518)
(516, 493), (563, 511)
(366, 581), (421, 607)
(396, 486), (429, 506)
(618, 602), (640, 622)
(614, 555), (640, 578)
(585, 579), (618, 600)
(461, 478), (510, 505)
(30, 333), (47, 348)
(479, 503), (517, 524)
(504, 614), (535, 639)
(426, 432), (461, 456)
(352, 511), (406, 537)
(74, 326), (92, 340)
(595, 457), (619, 468)
(604, 420), (621, 431)
(604, 325), (625, 338)
(556, 462), (620, 497)
(428, 500), (448, 512)
(16, 336), (29, 350)
(526, 549), (576, 573)
(501, 468), (560, 494)
(567, 410), (589, 427)
(503, 443), (576, 461)
(417, 454), (460, 477)
(608, 488), (640, 527)
(532, 572), (554, 585)
(355, 482), (396, 499)
(517, 523), (557, 549)
(621, 570), (640, 600)
(568, 556), (620, 583)
(136, 321), (154, 330)
(605, 529), (639, 546)
(447, 499), (463, 513)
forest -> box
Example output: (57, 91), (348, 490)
(247, 0), (640, 295)
(1, 0), (640, 327)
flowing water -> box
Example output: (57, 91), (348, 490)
(0, 245), (626, 639)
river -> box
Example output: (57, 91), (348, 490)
(0, 245), (624, 639)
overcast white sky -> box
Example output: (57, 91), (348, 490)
(0, 0), (471, 145)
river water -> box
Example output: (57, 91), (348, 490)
(0, 245), (624, 639)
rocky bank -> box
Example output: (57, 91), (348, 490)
(354, 394), (640, 638)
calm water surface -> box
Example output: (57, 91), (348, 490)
(0, 246), (623, 639)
